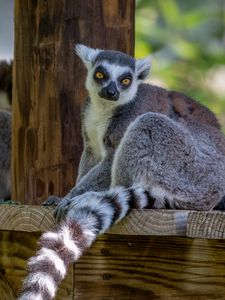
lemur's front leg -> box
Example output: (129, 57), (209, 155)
(54, 156), (112, 220)
(44, 145), (104, 206)
(76, 145), (100, 184)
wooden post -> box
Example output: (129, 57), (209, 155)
(12, 0), (135, 204)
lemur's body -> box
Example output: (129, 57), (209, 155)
(18, 45), (225, 300)
(0, 60), (12, 199)
(0, 109), (11, 199)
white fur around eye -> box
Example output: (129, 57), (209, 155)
(88, 61), (139, 105)
(101, 61), (132, 83)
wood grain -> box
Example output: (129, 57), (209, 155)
(0, 205), (55, 232)
(74, 235), (225, 300)
(0, 205), (225, 239)
(12, 0), (135, 204)
(0, 231), (74, 299)
(108, 209), (189, 236)
(1, 206), (225, 299)
(2, 232), (225, 300)
(188, 210), (225, 239)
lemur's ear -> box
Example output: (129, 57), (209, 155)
(136, 56), (151, 80)
(75, 44), (101, 68)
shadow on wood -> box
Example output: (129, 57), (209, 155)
(75, 235), (225, 300)
(0, 231), (74, 300)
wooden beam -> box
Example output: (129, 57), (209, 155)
(0, 205), (225, 239)
(74, 235), (225, 299)
(12, 0), (135, 204)
(0, 205), (55, 232)
(1, 229), (225, 299)
(1, 207), (225, 299)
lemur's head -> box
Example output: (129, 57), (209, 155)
(75, 44), (151, 105)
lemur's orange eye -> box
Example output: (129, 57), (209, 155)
(95, 71), (104, 79)
(122, 78), (131, 85)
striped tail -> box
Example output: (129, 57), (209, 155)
(17, 186), (154, 300)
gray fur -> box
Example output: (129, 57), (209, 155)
(44, 44), (225, 220)
(0, 109), (11, 199)
(112, 112), (225, 210)
(94, 50), (136, 70)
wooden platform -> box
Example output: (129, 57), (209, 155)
(0, 205), (225, 299)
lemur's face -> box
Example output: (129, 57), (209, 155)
(75, 44), (151, 105)
(89, 61), (137, 104)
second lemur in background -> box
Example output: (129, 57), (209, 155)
(0, 60), (12, 199)
(0, 60), (13, 107)
(0, 109), (11, 200)
(18, 45), (225, 300)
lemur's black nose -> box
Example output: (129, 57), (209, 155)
(106, 89), (116, 97)
(99, 81), (119, 101)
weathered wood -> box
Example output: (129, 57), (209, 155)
(0, 231), (74, 300)
(187, 210), (225, 239)
(0, 205), (55, 232)
(74, 235), (225, 299)
(109, 209), (189, 236)
(3, 233), (225, 300)
(1, 207), (225, 299)
(0, 205), (225, 239)
(0, 268), (15, 300)
(12, 0), (135, 204)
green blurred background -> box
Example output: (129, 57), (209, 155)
(135, 0), (225, 130)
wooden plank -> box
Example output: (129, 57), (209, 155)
(110, 210), (225, 239)
(188, 211), (225, 239)
(0, 231), (74, 300)
(0, 205), (55, 232)
(74, 235), (225, 300)
(0, 205), (225, 239)
(2, 232), (225, 299)
(12, 0), (135, 204)
(108, 209), (189, 236)
(1, 207), (225, 299)
(2, 234), (225, 300)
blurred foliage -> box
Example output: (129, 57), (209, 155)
(135, 0), (225, 130)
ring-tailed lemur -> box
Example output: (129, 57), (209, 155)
(0, 61), (12, 200)
(0, 60), (13, 105)
(18, 45), (225, 300)
(0, 109), (11, 199)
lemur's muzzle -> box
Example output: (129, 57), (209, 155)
(99, 81), (119, 101)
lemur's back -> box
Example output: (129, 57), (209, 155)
(134, 83), (220, 128)
(105, 83), (222, 154)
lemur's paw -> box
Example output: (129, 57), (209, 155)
(43, 195), (62, 206)
(54, 191), (102, 222)
(54, 197), (74, 221)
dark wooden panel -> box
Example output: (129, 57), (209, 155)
(12, 0), (135, 204)
(0, 231), (74, 299)
(74, 235), (225, 299)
